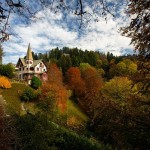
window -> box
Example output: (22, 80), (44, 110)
(30, 67), (34, 71)
(30, 61), (32, 64)
(37, 67), (39, 71)
(26, 68), (28, 71)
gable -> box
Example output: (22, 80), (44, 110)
(16, 58), (26, 68)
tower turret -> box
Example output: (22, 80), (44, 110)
(26, 43), (33, 61)
(26, 43), (33, 67)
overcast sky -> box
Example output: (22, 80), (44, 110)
(2, 0), (134, 64)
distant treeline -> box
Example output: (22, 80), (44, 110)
(32, 47), (137, 78)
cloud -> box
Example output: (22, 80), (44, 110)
(3, 2), (133, 64)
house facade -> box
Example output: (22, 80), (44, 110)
(16, 44), (47, 82)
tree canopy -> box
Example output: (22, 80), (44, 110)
(121, 0), (150, 60)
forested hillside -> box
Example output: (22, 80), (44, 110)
(0, 47), (149, 149)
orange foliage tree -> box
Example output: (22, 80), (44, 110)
(0, 76), (11, 89)
(41, 64), (68, 112)
(47, 63), (63, 84)
(66, 66), (103, 116)
(80, 67), (103, 115)
(65, 67), (85, 98)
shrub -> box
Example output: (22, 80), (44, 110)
(0, 76), (11, 89)
(31, 76), (42, 89)
(0, 64), (14, 78)
(20, 87), (38, 102)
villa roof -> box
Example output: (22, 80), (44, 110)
(20, 58), (26, 66)
(31, 59), (43, 67)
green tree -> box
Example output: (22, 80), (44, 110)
(58, 55), (72, 75)
(79, 63), (93, 74)
(31, 76), (42, 89)
(20, 87), (38, 102)
(0, 64), (14, 78)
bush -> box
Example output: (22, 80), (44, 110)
(0, 76), (11, 89)
(0, 64), (14, 78)
(31, 76), (42, 89)
(20, 87), (39, 102)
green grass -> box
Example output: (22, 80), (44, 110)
(1, 82), (27, 113)
(67, 99), (88, 126)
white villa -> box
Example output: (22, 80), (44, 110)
(16, 44), (47, 82)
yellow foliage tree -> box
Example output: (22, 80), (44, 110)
(102, 77), (137, 102)
(0, 76), (11, 89)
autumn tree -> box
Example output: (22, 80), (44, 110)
(79, 67), (103, 116)
(121, 0), (150, 93)
(89, 77), (150, 148)
(65, 67), (85, 101)
(121, 0), (150, 59)
(66, 67), (81, 89)
(41, 63), (68, 112)
(109, 59), (137, 78)
(102, 77), (136, 102)
(47, 63), (63, 84)
(89, 94), (150, 148)
(66, 65), (103, 116)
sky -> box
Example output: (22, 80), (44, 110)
(2, 0), (134, 64)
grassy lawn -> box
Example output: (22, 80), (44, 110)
(0, 82), (27, 114)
